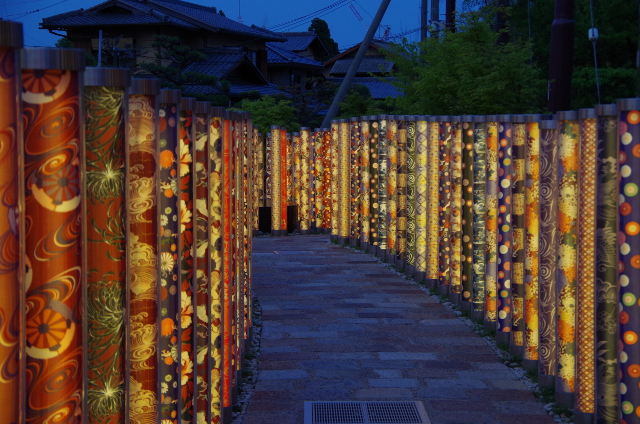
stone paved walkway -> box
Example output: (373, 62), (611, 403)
(244, 235), (554, 424)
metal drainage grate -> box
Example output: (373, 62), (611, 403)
(304, 401), (430, 424)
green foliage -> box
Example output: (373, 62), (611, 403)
(336, 84), (399, 119)
(232, 96), (299, 134)
(55, 37), (97, 66)
(387, 11), (546, 115)
(308, 17), (340, 60)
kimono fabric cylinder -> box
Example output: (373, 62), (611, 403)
(209, 106), (226, 422)
(0, 21), (24, 424)
(522, 114), (542, 371)
(449, 116), (463, 302)
(330, 121), (339, 242)
(484, 116), (499, 329)
(471, 116), (487, 321)
(376, 115), (388, 260)
(178, 97), (197, 422)
(252, 128), (261, 234)
(299, 127), (311, 234)
(396, 116), (408, 271)
(405, 116), (417, 277)
(269, 126), (282, 236)
(309, 129), (318, 230)
(460, 116), (474, 311)
(321, 129), (332, 233)
(413, 116), (429, 283)
(127, 77), (161, 424)
(194, 100), (213, 424)
(282, 129), (290, 232)
(338, 119), (350, 245)
(368, 116), (379, 254)
(360, 117), (371, 251)
(256, 131), (264, 210)
(538, 118), (559, 388)
(511, 115), (527, 357)
(555, 110), (580, 407)
(349, 117), (361, 247)
(22, 48), (86, 424)
(265, 130), (272, 209)
(158, 88), (183, 421)
(574, 108), (597, 421)
(385, 116), (397, 264)
(594, 103), (618, 424)
(312, 130), (324, 230)
(437, 116), (452, 296)
(293, 132), (301, 230)
(617, 98), (640, 423)
(426, 117), (439, 288)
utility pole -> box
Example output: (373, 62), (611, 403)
(430, 0), (439, 36)
(421, 0), (428, 40)
(446, 0), (455, 32)
(320, 0), (391, 128)
(547, 0), (576, 112)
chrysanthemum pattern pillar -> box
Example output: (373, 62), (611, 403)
(511, 116), (526, 353)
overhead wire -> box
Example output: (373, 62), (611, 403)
(268, 0), (350, 31)
(5, 0), (68, 18)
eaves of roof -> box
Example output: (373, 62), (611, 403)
(323, 39), (392, 66)
(266, 44), (324, 70)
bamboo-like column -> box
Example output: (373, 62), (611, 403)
(330, 121), (339, 242)
(471, 116), (486, 321)
(321, 129), (332, 232)
(360, 118), (371, 251)
(377, 116), (388, 259)
(437, 116), (452, 295)
(617, 99), (640, 421)
(460, 116), (474, 309)
(281, 128), (289, 233)
(338, 119), (350, 246)
(386, 116), (398, 263)
(369, 117), (380, 253)
(208, 107), (225, 422)
(484, 116), (499, 328)
(293, 132), (301, 230)
(299, 128), (311, 234)
(511, 115), (526, 356)
(310, 129), (318, 230)
(594, 103), (618, 424)
(349, 117), (361, 247)
(396, 116), (408, 270)
(538, 118), (558, 387)
(269, 126), (281, 236)
(426, 117), (440, 287)
(523, 114), (541, 370)
(0, 21), (24, 424)
(405, 116), (417, 277)
(414, 117), (428, 283)
(449, 117), (463, 300)
(253, 128), (261, 233)
(574, 108), (596, 421)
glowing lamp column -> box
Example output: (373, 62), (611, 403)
(376, 115), (388, 260)
(538, 118), (558, 388)
(385, 116), (397, 264)
(330, 121), (339, 242)
(368, 116), (379, 254)
(269, 125), (282, 236)
(22, 47), (86, 424)
(0, 21), (24, 424)
(460, 116), (474, 311)
(470, 116), (487, 322)
(437, 116), (453, 295)
(321, 129), (332, 233)
(349, 117), (361, 247)
(360, 117), (371, 251)
(449, 116), (463, 302)
(426, 116), (440, 288)
(338, 119), (350, 246)
(484, 116), (499, 330)
(414, 116), (429, 283)
(299, 127), (311, 235)
(405, 116), (417, 277)
(283, 129), (291, 233)
(396, 116), (408, 271)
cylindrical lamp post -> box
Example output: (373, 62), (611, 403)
(449, 116), (463, 303)
(396, 116), (408, 271)
(471, 116), (487, 321)
(385, 116), (397, 263)
(484, 116), (499, 330)
(22, 47), (86, 423)
(360, 117), (371, 251)
(338, 119), (350, 246)
(414, 116), (429, 283)
(349, 117), (361, 247)
(377, 115), (388, 259)
(426, 116), (439, 288)
(299, 127), (311, 235)
(405, 116), (417, 277)
(437, 116), (452, 296)
(460, 116), (474, 311)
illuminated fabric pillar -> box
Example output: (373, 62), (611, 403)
(257, 131), (264, 209)
(426, 117), (440, 286)
(321, 129), (332, 232)
(594, 104), (618, 424)
(617, 99), (640, 422)
(269, 126), (282, 235)
(396, 116), (407, 270)
(235, 114), (245, 385)
(460, 116), (474, 308)
(377, 115), (388, 258)
(84, 67), (131, 424)
(253, 128), (261, 233)
(281, 128), (289, 233)
(309, 129), (318, 229)
(523, 114), (541, 369)
(349, 118), (361, 246)
(471, 116), (487, 319)
(293, 132), (301, 230)
(511, 115), (526, 353)
(555, 111), (580, 404)
(386, 116), (397, 263)
(369, 117), (380, 252)
(450, 117), (463, 297)
(574, 108), (596, 420)
(405, 116), (417, 276)
(312, 130), (323, 229)
(496, 115), (513, 341)
(330, 121), (339, 242)
(22, 48), (86, 424)
(360, 117), (371, 251)
(0, 21), (24, 423)
(437, 116), (452, 295)
(242, 113), (251, 343)
(209, 107), (225, 422)
(484, 117), (499, 326)
(222, 112), (234, 410)
(265, 130), (272, 209)
(286, 130), (293, 212)
(338, 119), (350, 245)
(157, 88), (182, 420)
(299, 128), (311, 234)
(414, 117), (428, 282)
(538, 118), (558, 386)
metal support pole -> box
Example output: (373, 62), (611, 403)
(547, 0), (576, 112)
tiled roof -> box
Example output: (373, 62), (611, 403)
(329, 56), (394, 76)
(41, 0), (285, 40)
(183, 49), (245, 78)
(323, 39), (393, 66)
(276, 31), (316, 52)
(327, 77), (402, 99)
(266, 44), (323, 69)
(186, 81), (289, 97)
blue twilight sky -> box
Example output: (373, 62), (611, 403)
(2, 0), (458, 51)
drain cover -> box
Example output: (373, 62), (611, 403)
(304, 401), (430, 424)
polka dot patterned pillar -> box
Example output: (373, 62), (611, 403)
(360, 118), (371, 249)
(461, 116), (475, 306)
(450, 118), (463, 296)
(484, 117), (499, 325)
(438, 116), (453, 294)
(472, 116), (487, 317)
(427, 117), (440, 285)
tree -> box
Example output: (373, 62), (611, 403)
(55, 37), (97, 66)
(232, 96), (299, 134)
(308, 18), (340, 61)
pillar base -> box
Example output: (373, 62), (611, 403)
(385, 253), (394, 265)
(222, 406), (232, 424)
(555, 391), (575, 409)
(338, 236), (349, 246)
(573, 411), (594, 424)
(460, 301), (472, 311)
(322, 228), (331, 234)
(495, 331), (510, 346)
(413, 270), (425, 283)
(509, 344), (524, 359)
(349, 238), (360, 248)
(424, 278), (437, 289)
(448, 292), (460, 305)
(300, 229), (310, 235)
(538, 374), (555, 388)
(437, 285), (449, 296)
(253, 229), (259, 237)
(231, 384), (238, 406)
(470, 309), (484, 322)
(367, 244), (377, 255)
(361, 241), (369, 252)
(521, 358), (538, 372)
(271, 229), (283, 236)
(483, 320), (495, 333)
(405, 265), (415, 278)
(244, 327), (253, 354)
(395, 259), (405, 271)
(376, 248), (386, 260)
(330, 234), (338, 243)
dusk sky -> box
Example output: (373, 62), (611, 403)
(3, 0), (452, 51)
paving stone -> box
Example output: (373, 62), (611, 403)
(368, 378), (419, 388)
(359, 360), (417, 369)
(262, 325), (311, 333)
(381, 318), (415, 324)
(494, 413), (557, 424)
(259, 346), (301, 353)
(456, 370), (518, 380)
(424, 378), (488, 389)
(317, 352), (374, 360)
(299, 360), (361, 370)
(378, 352), (438, 361)
(311, 369), (372, 379)
(294, 379), (365, 390)
(494, 401), (549, 415)
(425, 410), (494, 424)
(466, 389), (537, 402)
(259, 361), (302, 370)
(259, 370), (309, 380)
(354, 388), (415, 399)
(288, 331), (340, 338)
(253, 379), (296, 391)
(373, 369), (403, 379)
(336, 318), (380, 324)
(488, 379), (530, 390)
(428, 400), (496, 413)
(316, 324), (365, 332)
(292, 389), (353, 400)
